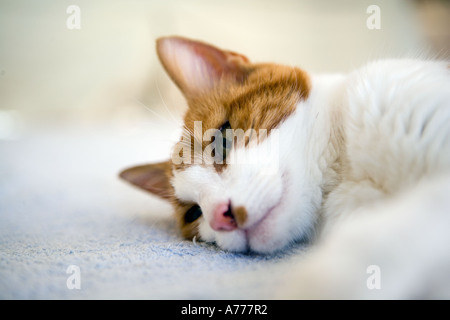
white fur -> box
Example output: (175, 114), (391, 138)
(281, 59), (450, 298)
(322, 60), (450, 234)
(171, 58), (450, 277)
(173, 108), (321, 253)
(280, 172), (450, 299)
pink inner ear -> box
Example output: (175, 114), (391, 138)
(190, 44), (249, 81)
(156, 36), (250, 95)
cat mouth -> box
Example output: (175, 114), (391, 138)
(205, 171), (289, 253)
(243, 171), (288, 251)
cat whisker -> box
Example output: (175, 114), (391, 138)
(134, 99), (168, 122)
(154, 78), (185, 128)
(181, 125), (196, 139)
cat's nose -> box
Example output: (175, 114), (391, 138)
(210, 202), (237, 231)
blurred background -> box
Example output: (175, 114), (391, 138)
(0, 0), (449, 141)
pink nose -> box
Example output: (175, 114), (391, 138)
(210, 202), (237, 231)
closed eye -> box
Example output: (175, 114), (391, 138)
(184, 204), (203, 223)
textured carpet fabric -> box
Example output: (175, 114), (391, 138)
(0, 121), (303, 299)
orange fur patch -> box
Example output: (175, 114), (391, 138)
(233, 206), (248, 227)
(173, 63), (310, 169)
(174, 202), (201, 239)
(173, 63), (310, 239)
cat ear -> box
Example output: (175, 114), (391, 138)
(119, 161), (172, 200)
(156, 36), (250, 97)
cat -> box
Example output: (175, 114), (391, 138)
(120, 36), (450, 297)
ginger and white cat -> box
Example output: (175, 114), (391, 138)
(121, 36), (450, 297)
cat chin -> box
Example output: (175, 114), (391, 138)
(197, 208), (293, 254)
(201, 228), (292, 254)
(216, 230), (248, 253)
(195, 161), (316, 253)
(197, 220), (246, 252)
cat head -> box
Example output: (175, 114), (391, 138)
(120, 36), (317, 253)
